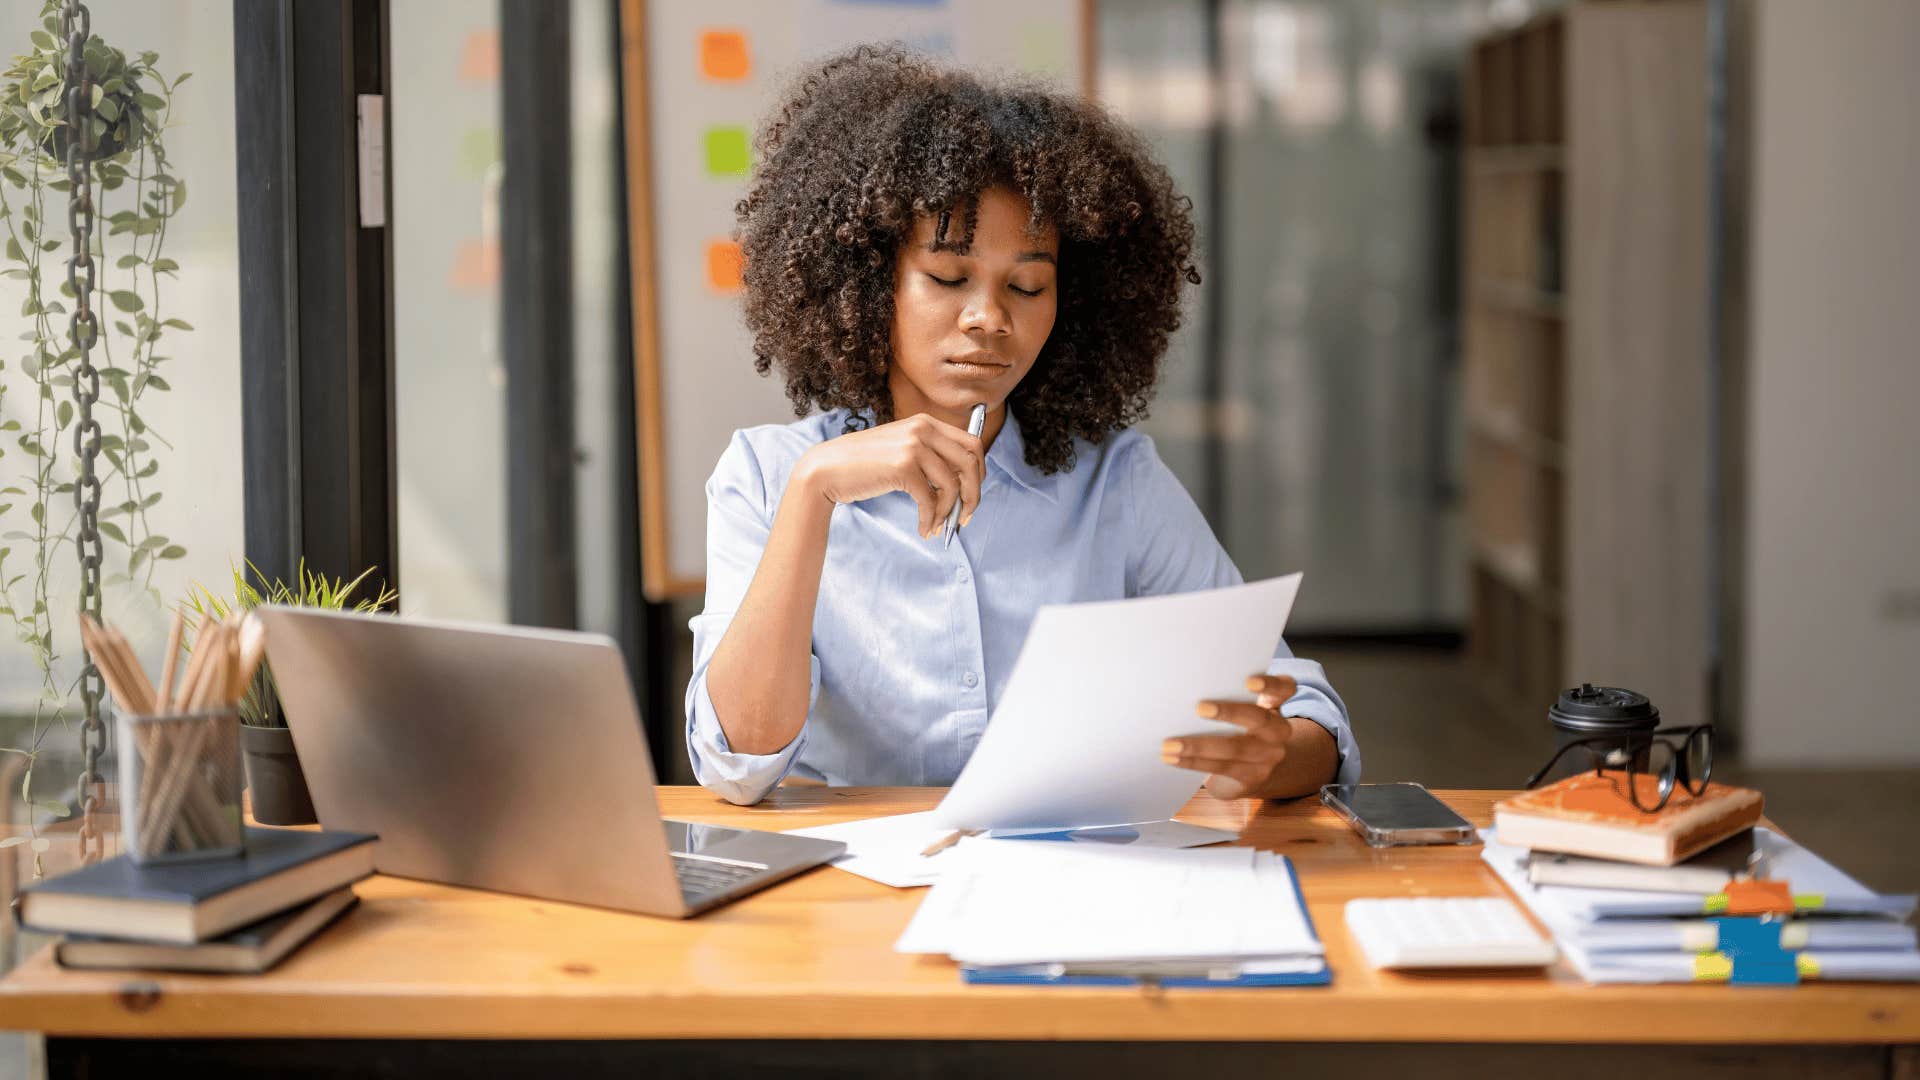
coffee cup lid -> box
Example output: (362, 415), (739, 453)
(1550, 682), (1659, 730)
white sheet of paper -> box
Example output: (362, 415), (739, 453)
(788, 812), (1241, 889)
(786, 811), (950, 888)
(895, 841), (1322, 966)
(931, 573), (1302, 830)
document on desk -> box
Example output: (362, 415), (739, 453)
(896, 839), (1324, 969)
(787, 811), (1238, 889)
(931, 573), (1303, 831)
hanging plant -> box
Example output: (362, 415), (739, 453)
(0, 0), (193, 860)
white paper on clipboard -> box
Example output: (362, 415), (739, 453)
(930, 573), (1302, 831)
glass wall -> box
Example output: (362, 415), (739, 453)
(1103, 0), (1540, 631)
(390, 0), (509, 624)
(0, 0), (242, 846)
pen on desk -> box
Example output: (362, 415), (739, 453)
(920, 828), (980, 857)
(944, 402), (988, 548)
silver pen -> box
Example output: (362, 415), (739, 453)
(944, 403), (988, 548)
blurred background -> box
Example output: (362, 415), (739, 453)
(0, 1), (1914, 1026)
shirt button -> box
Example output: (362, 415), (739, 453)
(956, 567), (971, 584)
(963, 671), (979, 688)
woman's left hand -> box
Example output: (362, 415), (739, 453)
(1161, 673), (1300, 800)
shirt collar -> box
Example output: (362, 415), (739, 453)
(986, 410), (1055, 503)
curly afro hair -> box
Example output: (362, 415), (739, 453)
(734, 44), (1200, 475)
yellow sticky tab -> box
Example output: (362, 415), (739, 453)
(1703, 894), (1730, 914)
(1694, 953), (1733, 981)
(1797, 954), (1821, 979)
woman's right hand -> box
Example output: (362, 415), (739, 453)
(792, 412), (987, 539)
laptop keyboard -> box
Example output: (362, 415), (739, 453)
(671, 852), (767, 904)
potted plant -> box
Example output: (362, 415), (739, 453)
(1, 1), (194, 858)
(181, 562), (395, 825)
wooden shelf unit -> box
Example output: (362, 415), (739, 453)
(1461, 2), (1712, 728)
(1463, 12), (1570, 717)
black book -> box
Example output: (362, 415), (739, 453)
(18, 827), (376, 945)
(54, 888), (360, 974)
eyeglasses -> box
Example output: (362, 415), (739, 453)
(1523, 725), (1715, 813)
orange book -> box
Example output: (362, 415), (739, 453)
(1493, 773), (1763, 867)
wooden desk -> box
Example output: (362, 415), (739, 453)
(1, 788), (1915, 1078)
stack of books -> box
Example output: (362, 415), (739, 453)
(1484, 774), (1919, 984)
(894, 839), (1329, 987)
(17, 827), (376, 974)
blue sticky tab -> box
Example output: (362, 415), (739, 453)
(1713, 917), (1787, 956)
(1727, 954), (1799, 986)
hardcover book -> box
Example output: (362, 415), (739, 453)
(18, 827), (376, 945)
(1494, 773), (1762, 866)
(55, 888), (360, 974)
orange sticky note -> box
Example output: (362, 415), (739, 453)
(705, 240), (744, 294)
(1722, 879), (1794, 916)
(699, 29), (750, 82)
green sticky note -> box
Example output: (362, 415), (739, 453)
(704, 126), (750, 177)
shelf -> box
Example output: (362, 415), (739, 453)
(1472, 278), (1565, 319)
(1467, 145), (1564, 174)
(1467, 409), (1565, 470)
(1471, 541), (1561, 616)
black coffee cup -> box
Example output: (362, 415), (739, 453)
(1545, 682), (1660, 781)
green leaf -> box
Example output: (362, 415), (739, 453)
(160, 545), (187, 560)
(174, 72), (193, 89)
(108, 290), (142, 312)
(152, 257), (178, 273)
(162, 318), (192, 331)
(33, 799), (69, 820)
(140, 491), (162, 509)
(4, 237), (21, 262)
(96, 521), (125, 543)
(55, 401), (70, 429)
(144, 374), (170, 391)
(29, 30), (54, 51)
(172, 178), (187, 211)
(135, 92), (166, 113)
(116, 253), (142, 268)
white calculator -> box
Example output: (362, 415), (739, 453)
(1345, 897), (1558, 969)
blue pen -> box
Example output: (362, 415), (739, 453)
(944, 403), (987, 548)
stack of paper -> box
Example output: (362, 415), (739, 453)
(1482, 828), (1920, 985)
(896, 840), (1328, 987)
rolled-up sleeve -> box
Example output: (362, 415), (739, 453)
(1125, 435), (1362, 787)
(684, 431), (819, 805)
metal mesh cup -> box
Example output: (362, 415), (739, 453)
(116, 708), (244, 864)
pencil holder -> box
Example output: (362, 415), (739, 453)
(117, 707), (245, 865)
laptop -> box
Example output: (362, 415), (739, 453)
(256, 606), (846, 917)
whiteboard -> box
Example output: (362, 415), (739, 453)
(621, 0), (1091, 598)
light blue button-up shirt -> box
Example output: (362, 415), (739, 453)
(685, 408), (1362, 805)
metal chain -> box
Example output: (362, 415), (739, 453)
(61, 0), (107, 865)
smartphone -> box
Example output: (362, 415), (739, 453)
(1319, 782), (1477, 848)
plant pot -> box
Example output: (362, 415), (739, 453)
(240, 723), (317, 826)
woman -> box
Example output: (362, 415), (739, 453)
(687, 46), (1360, 806)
